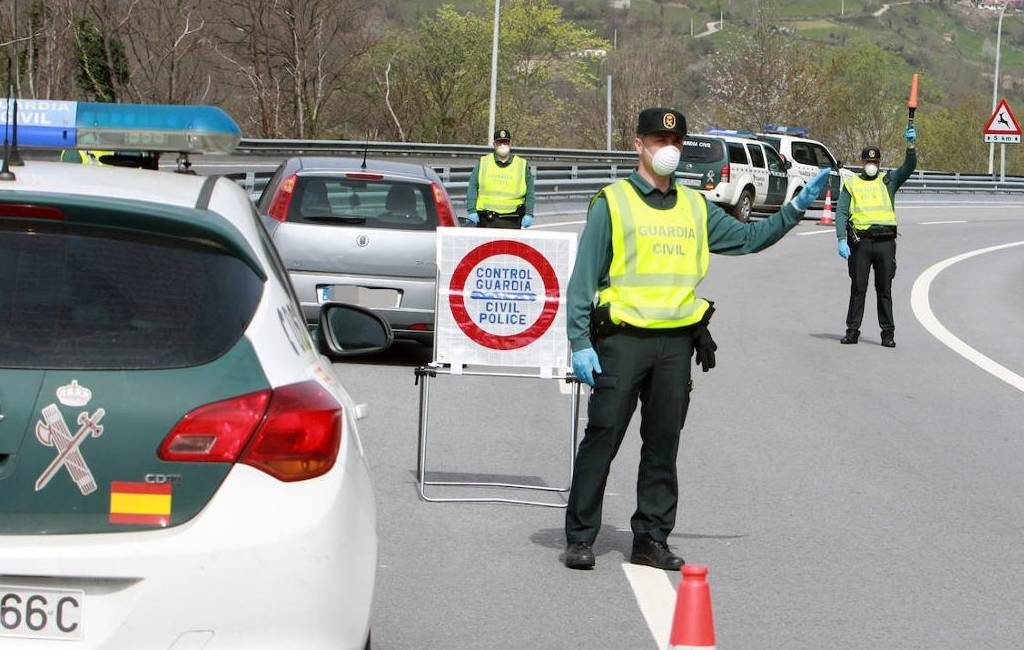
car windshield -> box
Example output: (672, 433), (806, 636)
(287, 176), (437, 231)
(0, 221), (263, 369)
(681, 137), (724, 163)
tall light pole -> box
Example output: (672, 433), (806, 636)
(486, 0), (501, 145)
(988, 0), (1008, 176)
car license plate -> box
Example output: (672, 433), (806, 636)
(0, 585), (84, 641)
(319, 285), (400, 309)
(680, 177), (702, 187)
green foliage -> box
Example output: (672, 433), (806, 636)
(74, 16), (129, 102)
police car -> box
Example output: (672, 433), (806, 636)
(755, 125), (849, 208)
(676, 130), (791, 221)
(0, 101), (383, 649)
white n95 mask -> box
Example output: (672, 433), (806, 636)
(650, 145), (681, 176)
(863, 163), (879, 177)
(496, 144), (511, 158)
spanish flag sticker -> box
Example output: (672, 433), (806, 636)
(109, 481), (172, 527)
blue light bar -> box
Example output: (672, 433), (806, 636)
(0, 99), (241, 154)
(762, 124), (810, 137)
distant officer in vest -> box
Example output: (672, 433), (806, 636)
(466, 128), (536, 229)
(60, 149), (114, 165)
(835, 126), (917, 347)
(563, 107), (831, 571)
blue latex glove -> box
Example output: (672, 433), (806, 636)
(906, 126), (916, 143)
(466, 212), (479, 225)
(792, 167), (832, 212)
(571, 348), (602, 387)
(838, 239), (851, 260)
(522, 214), (534, 228)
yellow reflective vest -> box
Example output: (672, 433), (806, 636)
(597, 179), (711, 329)
(60, 150), (114, 166)
(845, 175), (897, 229)
(475, 154), (527, 213)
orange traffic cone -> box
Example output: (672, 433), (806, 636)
(819, 187), (835, 226)
(668, 565), (716, 649)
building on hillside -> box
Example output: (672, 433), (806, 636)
(609, 0), (631, 9)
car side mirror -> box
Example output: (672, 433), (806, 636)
(783, 159), (792, 171)
(835, 160), (844, 169)
(318, 303), (394, 357)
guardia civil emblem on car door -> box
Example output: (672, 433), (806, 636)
(34, 380), (105, 495)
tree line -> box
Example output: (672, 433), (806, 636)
(0, 0), (1018, 174)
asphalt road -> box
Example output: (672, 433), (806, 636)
(332, 195), (1024, 649)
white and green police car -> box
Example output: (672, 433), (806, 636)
(0, 101), (384, 649)
(676, 130), (791, 221)
(755, 126), (849, 208)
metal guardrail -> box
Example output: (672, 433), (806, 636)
(236, 138), (638, 163)
(227, 164), (1024, 206)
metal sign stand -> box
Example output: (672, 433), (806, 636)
(414, 363), (582, 508)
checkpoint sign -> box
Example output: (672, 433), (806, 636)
(435, 229), (577, 370)
(983, 98), (1021, 144)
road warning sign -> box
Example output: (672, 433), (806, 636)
(983, 99), (1021, 144)
(435, 228), (577, 372)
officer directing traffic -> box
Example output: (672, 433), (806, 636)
(466, 129), (536, 229)
(835, 126), (917, 347)
(563, 107), (831, 571)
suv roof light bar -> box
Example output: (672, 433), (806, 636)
(0, 99), (241, 154)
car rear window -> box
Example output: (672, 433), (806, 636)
(287, 175), (436, 231)
(727, 143), (748, 165)
(681, 137), (724, 163)
(0, 221), (263, 370)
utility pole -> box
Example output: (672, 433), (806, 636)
(486, 0), (501, 146)
(606, 76), (613, 151)
(988, 0), (1008, 175)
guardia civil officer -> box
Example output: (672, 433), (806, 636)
(835, 126), (917, 347)
(563, 107), (832, 570)
(466, 128), (536, 229)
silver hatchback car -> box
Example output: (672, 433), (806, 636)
(258, 157), (460, 345)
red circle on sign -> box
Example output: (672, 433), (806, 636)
(449, 240), (560, 350)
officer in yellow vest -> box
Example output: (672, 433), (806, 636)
(563, 107), (831, 571)
(60, 149), (114, 165)
(465, 128), (535, 229)
(835, 128), (917, 347)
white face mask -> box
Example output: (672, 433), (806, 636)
(863, 163), (879, 177)
(495, 144), (511, 158)
(647, 145), (681, 177)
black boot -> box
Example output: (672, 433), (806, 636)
(881, 331), (895, 348)
(630, 536), (684, 571)
(565, 542), (595, 570)
(840, 329), (860, 344)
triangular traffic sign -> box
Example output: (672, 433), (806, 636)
(984, 99), (1021, 135)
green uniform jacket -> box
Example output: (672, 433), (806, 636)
(834, 148), (917, 240)
(567, 171), (805, 352)
(466, 154), (536, 215)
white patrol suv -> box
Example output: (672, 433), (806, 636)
(675, 131), (791, 221)
(0, 101), (383, 649)
(755, 128), (850, 208)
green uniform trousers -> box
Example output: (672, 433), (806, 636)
(565, 330), (693, 545)
(846, 236), (896, 333)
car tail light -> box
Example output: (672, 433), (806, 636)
(267, 174), (298, 222)
(0, 204), (65, 220)
(241, 381), (343, 482)
(159, 381), (343, 482)
(159, 390), (271, 462)
(720, 164), (730, 184)
(345, 172), (384, 181)
(431, 182), (456, 227)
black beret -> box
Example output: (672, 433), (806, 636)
(636, 107), (687, 138)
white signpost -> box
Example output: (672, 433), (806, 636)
(416, 228), (582, 507)
(983, 98), (1021, 182)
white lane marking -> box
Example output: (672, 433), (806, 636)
(622, 563), (677, 649)
(919, 220), (967, 225)
(531, 219), (587, 229)
(796, 229), (835, 236)
(911, 241), (1024, 394)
